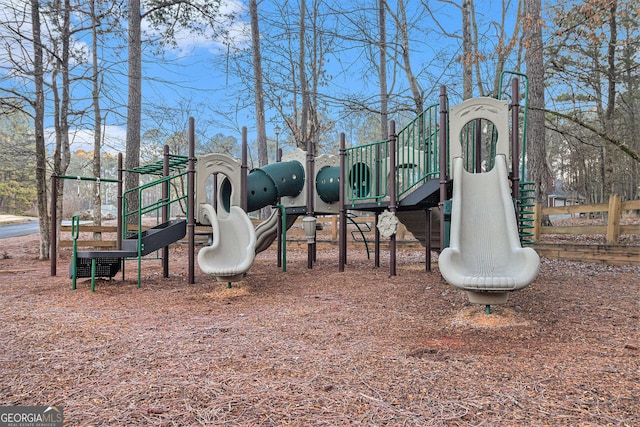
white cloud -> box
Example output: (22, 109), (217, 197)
(141, 0), (250, 57)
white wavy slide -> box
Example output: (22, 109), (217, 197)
(197, 203), (257, 282)
(439, 155), (540, 304)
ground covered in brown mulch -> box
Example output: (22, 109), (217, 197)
(0, 232), (638, 426)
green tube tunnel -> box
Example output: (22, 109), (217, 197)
(246, 161), (306, 212)
(221, 160), (341, 213)
(316, 165), (340, 203)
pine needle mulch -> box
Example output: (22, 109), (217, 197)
(0, 234), (638, 426)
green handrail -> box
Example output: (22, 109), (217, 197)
(122, 171), (189, 287)
(345, 139), (389, 204)
(395, 103), (440, 197)
(71, 214), (80, 290)
(344, 102), (441, 205)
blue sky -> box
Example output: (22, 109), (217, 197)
(0, 0), (525, 157)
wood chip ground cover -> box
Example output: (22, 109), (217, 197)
(0, 233), (638, 426)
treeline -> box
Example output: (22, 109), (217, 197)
(0, 0), (638, 258)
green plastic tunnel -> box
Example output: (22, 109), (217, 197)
(316, 166), (340, 203)
(221, 160), (340, 212)
(246, 161), (305, 212)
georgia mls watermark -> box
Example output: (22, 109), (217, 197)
(0, 406), (63, 427)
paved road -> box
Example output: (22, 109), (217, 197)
(0, 221), (39, 239)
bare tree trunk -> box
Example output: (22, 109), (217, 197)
(52, 0), (72, 241)
(309, 1), (321, 151)
(470, 1), (484, 96)
(31, 0), (50, 260)
(603, 0), (618, 197)
(91, 0), (103, 238)
(524, 0), (551, 211)
(491, 0), (523, 97)
(622, 17), (639, 201)
(462, 0), (473, 99)
(379, 0), (388, 139)
(249, 0), (267, 169)
(396, 0), (422, 113)
(249, 0), (269, 218)
(298, 0), (309, 151)
(126, 0), (141, 220)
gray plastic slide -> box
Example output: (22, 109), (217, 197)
(439, 155), (539, 304)
(197, 203), (256, 282)
(254, 209), (280, 254)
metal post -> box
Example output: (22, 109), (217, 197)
(274, 124), (281, 162)
(90, 258), (96, 292)
(50, 173), (58, 276)
(339, 133), (346, 272)
(277, 207), (282, 268)
(306, 140), (315, 269)
(511, 78), (521, 201)
(71, 215), (78, 289)
(162, 144), (170, 278)
(374, 212), (380, 268)
(213, 174), (218, 211)
(117, 153), (123, 251)
(274, 126), (282, 266)
(117, 154), (124, 280)
(241, 127), (248, 213)
(439, 85), (449, 252)
(188, 117), (196, 284)
(389, 120), (397, 277)
(475, 119), (482, 173)
(277, 204), (287, 272)
(426, 209), (431, 272)
(375, 128), (382, 269)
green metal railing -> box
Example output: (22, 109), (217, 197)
(123, 171), (189, 286)
(345, 139), (389, 204)
(344, 103), (440, 205)
(519, 182), (536, 244)
(395, 103), (440, 196)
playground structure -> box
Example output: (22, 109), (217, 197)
(53, 74), (540, 306)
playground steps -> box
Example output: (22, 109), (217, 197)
(72, 219), (187, 278)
